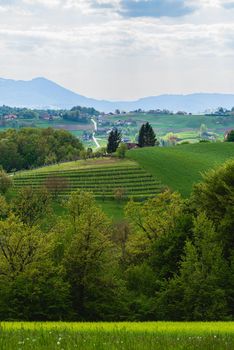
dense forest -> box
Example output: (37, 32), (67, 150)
(0, 160), (233, 321)
(0, 128), (83, 171)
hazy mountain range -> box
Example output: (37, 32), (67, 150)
(1, 77), (234, 113)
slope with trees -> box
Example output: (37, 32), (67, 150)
(0, 160), (233, 321)
(0, 127), (83, 172)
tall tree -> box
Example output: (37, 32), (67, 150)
(191, 160), (234, 259)
(0, 215), (70, 320)
(138, 124), (145, 148)
(13, 186), (52, 227)
(225, 130), (234, 142)
(107, 128), (121, 154)
(64, 190), (125, 320)
(138, 122), (158, 147)
(161, 214), (229, 321)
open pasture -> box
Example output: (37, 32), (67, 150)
(127, 142), (234, 197)
(0, 322), (233, 350)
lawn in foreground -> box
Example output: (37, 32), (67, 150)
(0, 322), (233, 350)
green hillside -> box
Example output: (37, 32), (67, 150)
(127, 143), (234, 197)
(13, 158), (163, 200)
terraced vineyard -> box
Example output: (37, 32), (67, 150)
(13, 165), (163, 199)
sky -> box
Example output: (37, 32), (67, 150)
(1, 0), (234, 100)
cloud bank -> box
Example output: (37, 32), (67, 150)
(0, 0), (234, 99)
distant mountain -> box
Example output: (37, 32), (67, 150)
(0, 77), (234, 113)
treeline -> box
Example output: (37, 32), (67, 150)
(0, 161), (233, 321)
(0, 128), (83, 172)
(62, 106), (99, 123)
(0, 105), (100, 122)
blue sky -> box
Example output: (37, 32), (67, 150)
(0, 0), (234, 100)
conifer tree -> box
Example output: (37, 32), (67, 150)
(138, 124), (145, 148)
(107, 128), (122, 153)
(138, 122), (158, 147)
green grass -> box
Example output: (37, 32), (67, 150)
(51, 200), (124, 221)
(16, 158), (137, 175)
(107, 113), (234, 135)
(97, 200), (125, 221)
(127, 143), (234, 197)
(0, 322), (233, 350)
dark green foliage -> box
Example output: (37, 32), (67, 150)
(0, 128), (83, 172)
(156, 214), (229, 321)
(62, 106), (99, 123)
(116, 143), (127, 159)
(107, 128), (122, 154)
(225, 130), (234, 142)
(149, 213), (193, 280)
(191, 160), (234, 259)
(138, 122), (158, 147)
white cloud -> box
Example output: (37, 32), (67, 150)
(0, 0), (234, 99)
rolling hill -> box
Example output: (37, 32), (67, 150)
(127, 143), (234, 197)
(1, 77), (234, 112)
(12, 158), (163, 200)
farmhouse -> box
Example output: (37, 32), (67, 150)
(125, 142), (139, 150)
(4, 114), (17, 120)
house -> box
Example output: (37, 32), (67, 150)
(125, 142), (139, 150)
(4, 114), (17, 120)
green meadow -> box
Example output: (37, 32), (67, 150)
(127, 142), (234, 197)
(1, 322), (233, 350)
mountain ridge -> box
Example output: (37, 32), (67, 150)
(0, 77), (234, 113)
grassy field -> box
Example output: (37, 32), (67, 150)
(106, 113), (234, 142)
(16, 158), (138, 175)
(127, 143), (234, 197)
(52, 199), (125, 221)
(0, 322), (233, 350)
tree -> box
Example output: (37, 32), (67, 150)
(159, 214), (229, 321)
(64, 190), (125, 320)
(191, 160), (234, 258)
(126, 191), (184, 243)
(0, 215), (71, 320)
(13, 186), (52, 226)
(116, 143), (127, 159)
(114, 187), (126, 202)
(138, 122), (158, 147)
(0, 128), (83, 172)
(125, 191), (184, 267)
(199, 123), (208, 139)
(107, 128), (121, 154)
(0, 195), (9, 219)
(0, 170), (13, 195)
(138, 123), (146, 148)
(225, 130), (234, 142)
(87, 148), (93, 158)
(44, 175), (69, 199)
